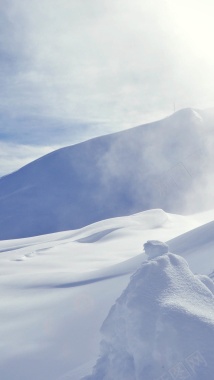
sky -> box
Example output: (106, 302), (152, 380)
(1, 0), (214, 175)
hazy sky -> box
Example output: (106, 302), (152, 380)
(1, 0), (214, 174)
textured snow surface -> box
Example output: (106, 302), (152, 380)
(144, 239), (169, 258)
(0, 209), (214, 379)
(85, 251), (214, 380)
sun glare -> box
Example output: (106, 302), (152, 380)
(168, 1), (214, 61)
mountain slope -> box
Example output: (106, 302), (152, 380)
(0, 108), (213, 239)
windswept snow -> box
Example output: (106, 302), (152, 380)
(85, 247), (214, 380)
(0, 209), (214, 379)
(0, 209), (207, 276)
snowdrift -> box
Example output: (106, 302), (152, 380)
(0, 210), (214, 379)
(0, 108), (213, 239)
(85, 242), (214, 380)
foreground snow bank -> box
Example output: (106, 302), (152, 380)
(84, 242), (214, 380)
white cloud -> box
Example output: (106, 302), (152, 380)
(1, 0), (214, 142)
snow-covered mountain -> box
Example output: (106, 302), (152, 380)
(0, 108), (213, 240)
(1, 108), (214, 379)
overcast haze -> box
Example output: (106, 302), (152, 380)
(1, 0), (214, 174)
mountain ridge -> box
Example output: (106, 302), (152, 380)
(0, 108), (213, 240)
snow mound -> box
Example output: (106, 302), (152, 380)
(84, 250), (214, 380)
(144, 240), (169, 258)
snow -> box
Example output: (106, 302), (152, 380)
(0, 107), (214, 239)
(85, 252), (214, 380)
(0, 108), (214, 379)
(0, 208), (214, 379)
(144, 240), (169, 258)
